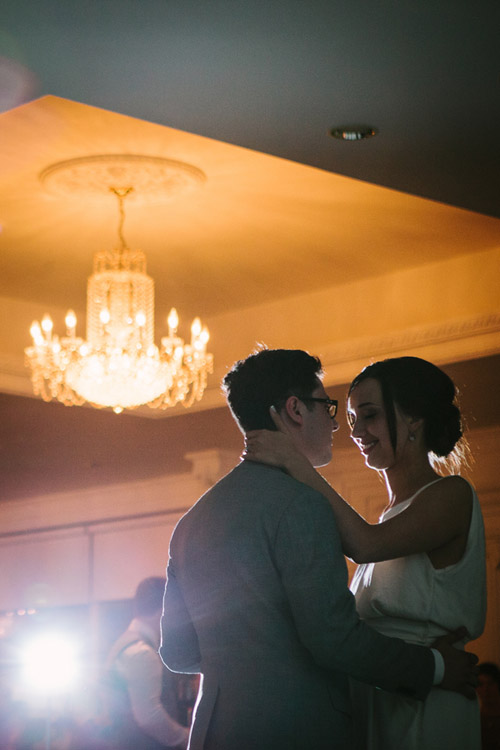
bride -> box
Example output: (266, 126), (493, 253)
(244, 355), (486, 750)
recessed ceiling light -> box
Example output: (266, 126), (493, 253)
(329, 125), (378, 141)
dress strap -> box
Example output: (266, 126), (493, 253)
(411, 476), (446, 498)
(382, 477), (448, 520)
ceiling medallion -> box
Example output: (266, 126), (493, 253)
(26, 162), (213, 414)
(39, 154), (206, 203)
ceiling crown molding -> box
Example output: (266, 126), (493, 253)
(320, 312), (500, 386)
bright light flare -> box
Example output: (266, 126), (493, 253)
(21, 634), (80, 694)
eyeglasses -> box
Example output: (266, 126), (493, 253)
(301, 397), (338, 419)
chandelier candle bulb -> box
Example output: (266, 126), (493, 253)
(65, 310), (77, 337)
(167, 307), (179, 336)
(41, 314), (53, 338)
(195, 326), (210, 352)
(191, 317), (202, 345)
(30, 322), (44, 346)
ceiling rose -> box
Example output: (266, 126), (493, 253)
(39, 154), (206, 203)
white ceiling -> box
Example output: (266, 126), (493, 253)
(0, 0), (498, 415)
(2, 0), (499, 218)
(2, 95), (499, 324)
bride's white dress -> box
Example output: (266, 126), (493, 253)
(349, 478), (486, 750)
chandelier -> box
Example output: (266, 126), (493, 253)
(25, 171), (213, 414)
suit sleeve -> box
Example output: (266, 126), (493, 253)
(160, 556), (202, 674)
(275, 488), (434, 700)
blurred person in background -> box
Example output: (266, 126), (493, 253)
(105, 577), (192, 750)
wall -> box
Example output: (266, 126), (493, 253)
(0, 449), (237, 610)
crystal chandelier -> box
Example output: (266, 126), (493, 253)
(25, 186), (213, 414)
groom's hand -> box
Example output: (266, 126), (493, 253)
(433, 627), (478, 699)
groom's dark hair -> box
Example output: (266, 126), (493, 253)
(222, 347), (323, 432)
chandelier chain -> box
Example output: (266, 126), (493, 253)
(110, 186), (134, 252)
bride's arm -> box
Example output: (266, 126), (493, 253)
(244, 414), (471, 564)
(245, 429), (371, 561)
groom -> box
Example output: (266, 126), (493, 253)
(160, 348), (476, 750)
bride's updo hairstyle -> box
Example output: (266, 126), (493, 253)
(348, 356), (468, 473)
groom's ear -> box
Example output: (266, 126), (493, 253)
(283, 395), (304, 426)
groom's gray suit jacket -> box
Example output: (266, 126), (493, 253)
(160, 461), (434, 750)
